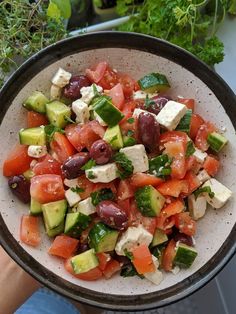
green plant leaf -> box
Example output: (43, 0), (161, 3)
(47, 2), (61, 21)
(49, 0), (72, 19)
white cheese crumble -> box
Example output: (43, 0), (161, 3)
(51, 67), (72, 88)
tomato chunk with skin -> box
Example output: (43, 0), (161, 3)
(85, 61), (108, 84)
(103, 259), (121, 279)
(117, 179), (134, 201)
(162, 199), (185, 218)
(20, 215), (41, 247)
(30, 174), (65, 204)
(130, 173), (163, 188)
(132, 244), (155, 274)
(190, 114), (205, 140)
(164, 141), (187, 179)
(33, 154), (62, 176)
(65, 124), (84, 152)
(64, 258), (103, 281)
(79, 121), (105, 150)
(174, 212), (196, 236)
(3, 145), (33, 177)
(77, 175), (96, 200)
(98, 67), (119, 90)
(97, 253), (111, 271)
(195, 121), (216, 151)
(203, 155), (220, 177)
(27, 111), (48, 128)
(157, 179), (189, 197)
(160, 130), (188, 145)
(109, 83), (125, 110)
(50, 132), (76, 163)
(177, 98), (195, 111)
(183, 171), (201, 194)
(119, 74), (135, 98)
(162, 239), (176, 272)
(48, 235), (79, 259)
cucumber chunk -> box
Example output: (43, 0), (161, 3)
(176, 109), (192, 134)
(207, 132), (228, 152)
(174, 243), (198, 268)
(88, 222), (119, 253)
(42, 199), (67, 230)
(46, 101), (71, 129)
(19, 127), (46, 146)
(138, 73), (170, 93)
(71, 249), (99, 274)
(103, 125), (123, 149)
(64, 212), (91, 238)
(23, 91), (49, 114)
(151, 228), (168, 247)
(30, 198), (42, 215)
(45, 221), (64, 237)
(135, 185), (165, 217)
(93, 96), (124, 127)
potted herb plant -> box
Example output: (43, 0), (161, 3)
(93, 0), (118, 21)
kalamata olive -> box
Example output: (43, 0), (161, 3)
(112, 252), (130, 266)
(8, 175), (30, 203)
(62, 152), (90, 179)
(77, 243), (90, 254)
(138, 112), (160, 153)
(174, 232), (194, 247)
(89, 140), (113, 165)
(147, 95), (172, 114)
(63, 75), (91, 100)
(96, 200), (128, 230)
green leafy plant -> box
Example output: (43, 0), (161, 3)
(0, 0), (71, 88)
(116, 0), (236, 66)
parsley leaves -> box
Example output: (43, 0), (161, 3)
(44, 124), (65, 143)
(194, 186), (215, 200)
(71, 186), (85, 193)
(186, 141), (196, 157)
(114, 152), (134, 179)
(144, 95), (156, 109)
(81, 159), (96, 170)
(91, 188), (115, 206)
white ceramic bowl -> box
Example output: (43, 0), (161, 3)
(0, 32), (236, 311)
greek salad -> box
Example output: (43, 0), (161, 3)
(3, 61), (232, 284)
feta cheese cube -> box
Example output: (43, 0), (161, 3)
(85, 163), (118, 183)
(28, 145), (47, 158)
(133, 90), (158, 100)
(202, 178), (232, 209)
(64, 178), (78, 188)
(133, 108), (156, 119)
(72, 99), (90, 124)
(120, 144), (149, 173)
(144, 256), (163, 285)
(115, 225), (153, 256)
(65, 188), (81, 207)
(51, 67), (72, 88)
(74, 197), (96, 215)
(193, 148), (207, 163)
(50, 84), (61, 100)
(188, 194), (207, 220)
(80, 84), (103, 104)
(197, 169), (211, 184)
(156, 100), (187, 130)
(94, 111), (107, 126)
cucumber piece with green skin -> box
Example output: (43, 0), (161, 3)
(19, 127), (46, 146)
(71, 249), (99, 274)
(174, 243), (198, 268)
(23, 169), (35, 180)
(46, 101), (71, 129)
(207, 132), (228, 152)
(135, 185), (165, 217)
(64, 212), (91, 238)
(42, 199), (67, 230)
(45, 221), (64, 237)
(103, 125), (123, 149)
(149, 154), (172, 177)
(138, 73), (170, 93)
(123, 136), (136, 147)
(30, 198), (42, 215)
(176, 109), (192, 134)
(88, 222), (119, 253)
(23, 91), (49, 114)
(151, 228), (168, 247)
(93, 96), (124, 127)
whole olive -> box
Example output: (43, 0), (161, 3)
(89, 140), (113, 165)
(8, 175), (30, 203)
(147, 95), (171, 114)
(96, 200), (128, 230)
(174, 232), (194, 247)
(63, 75), (91, 100)
(77, 243), (90, 254)
(138, 112), (160, 153)
(62, 152), (90, 179)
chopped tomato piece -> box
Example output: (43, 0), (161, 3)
(119, 74), (135, 98)
(177, 97), (195, 111)
(195, 121), (216, 151)
(98, 67), (119, 90)
(117, 198), (130, 213)
(65, 124), (84, 152)
(190, 114), (205, 139)
(132, 244), (155, 274)
(103, 259), (121, 279)
(85, 61), (108, 84)
(79, 121), (105, 150)
(184, 171), (201, 194)
(50, 132), (76, 163)
(203, 155), (220, 177)
(64, 258), (103, 281)
(164, 141), (187, 179)
(174, 212), (196, 236)
(30, 174), (65, 204)
(160, 130), (188, 145)
(27, 111), (48, 128)
(117, 179), (134, 201)
(33, 154), (62, 176)
(157, 179), (189, 197)
(3, 145), (33, 177)
(48, 235), (79, 259)
(162, 239), (176, 272)
(77, 175), (96, 200)
(109, 83), (125, 110)
(20, 215), (41, 247)
(162, 199), (185, 218)
(130, 173), (163, 188)
(186, 155), (197, 172)
(156, 214), (175, 231)
(97, 253), (111, 271)
(134, 81), (141, 91)
(142, 217), (157, 235)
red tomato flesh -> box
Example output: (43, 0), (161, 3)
(162, 239), (176, 272)
(27, 111), (48, 128)
(64, 258), (103, 281)
(157, 179), (189, 197)
(164, 141), (187, 179)
(130, 173), (163, 188)
(162, 199), (185, 218)
(65, 124), (84, 152)
(117, 179), (134, 201)
(109, 83), (125, 110)
(98, 67), (119, 90)
(190, 114), (205, 140)
(177, 98), (195, 111)
(85, 61), (108, 84)
(119, 74), (135, 98)
(48, 235), (79, 259)
(174, 212), (196, 236)
(33, 154), (62, 176)
(20, 215), (41, 247)
(132, 244), (155, 274)
(103, 259), (121, 279)
(203, 155), (220, 177)
(50, 132), (76, 163)
(195, 121), (216, 151)
(184, 171), (201, 194)
(97, 252), (111, 271)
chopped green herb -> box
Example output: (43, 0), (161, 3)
(149, 154), (172, 178)
(81, 159), (96, 171)
(87, 171), (96, 180)
(92, 84), (101, 98)
(64, 115), (76, 124)
(127, 130), (134, 137)
(120, 264), (144, 278)
(123, 136), (136, 147)
(194, 186), (215, 200)
(90, 188), (115, 206)
(44, 124), (65, 143)
(114, 152), (134, 179)
(127, 117), (135, 124)
(124, 249), (134, 260)
(186, 141), (196, 157)
(71, 186), (85, 193)
(110, 135), (118, 144)
(144, 94), (156, 109)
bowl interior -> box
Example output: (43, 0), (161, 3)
(0, 42), (236, 307)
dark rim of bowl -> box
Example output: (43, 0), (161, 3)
(0, 32), (236, 311)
